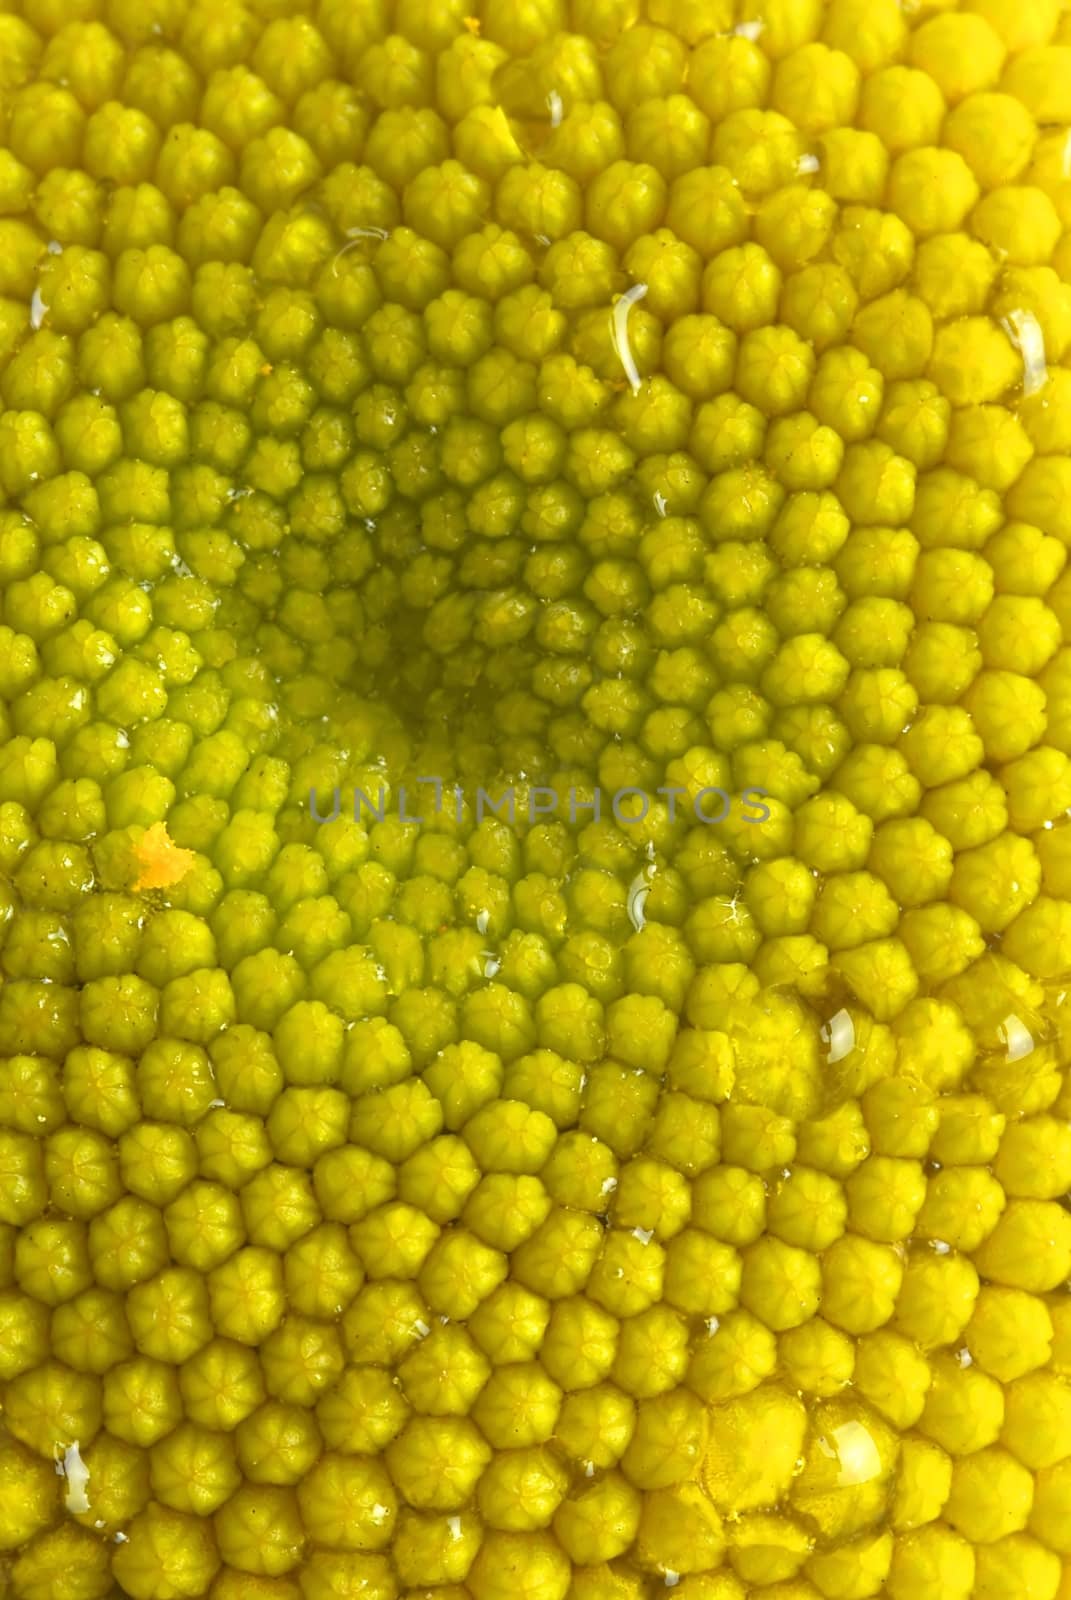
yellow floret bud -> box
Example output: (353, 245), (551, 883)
(805, 1528), (892, 1599)
(845, 1156), (926, 1243)
(553, 1471), (641, 1565)
(943, 1446), (1034, 1544)
(112, 1503), (222, 1599)
(790, 1396), (898, 1543)
(710, 109), (802, 200)
(1029, 1458), (1071, 1555)
(685, 1310), (777, 1408)
(918, 1351), (1004, 1458)
(964, 1285), (1052, 1384)
(910, 12), (1006, 100)
(766, 1167), (846, 1252)
(1002, 896), (1071, 981)
(0, 1433), (59, 1552)
(736, 325), (816, 419)
(780, 263), (859, 354)
(739, 1236), (821, 1332)
(971, 1536), (1061, 1600)
(974, 1198), (1071, 1293)
(611, 1302), (690, 1400)
(778, 1317), (854, 1398)
(818, 128), (890, 207)
(999, 1371), (1071, 1474)
(468, 1529), (571, 1600)
(995, 1115), (1071, 1201)
(853, 1328), (932, 1430)
(821, 1234), (902, 1334)
(885, 1525), (975, 1600)
(891, 1437), (953, 1533)
(633, 1482), (726, 1576)
(5, 1359), (102, 1463)
(477, 1444), (568, 1532)
(703, 246), (782, 337)
(810, 350), (884, 445)
(773, 42), (859, 133)
(858, 66), (945, 158)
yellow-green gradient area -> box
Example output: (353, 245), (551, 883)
(2, 0), (1071, 1595)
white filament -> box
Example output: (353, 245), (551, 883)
(1002, 309), (1048, 397)
(1001, 1011), (1035, 1062)
(611, 282), (648, 395)
(331, 228), (389, 275)
(58, 1441), (90, 1514)
(823, 1008), (855, 1064)
(627, 870), (650, 931)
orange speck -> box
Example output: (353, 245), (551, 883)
(132, 822), (197, 892)
(260, 362), (274, 376)
(463, 14), (481, 32)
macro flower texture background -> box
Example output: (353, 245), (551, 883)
(3, 0), (1071, 1594)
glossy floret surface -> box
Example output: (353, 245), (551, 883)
(1, 0), (1071, 1596)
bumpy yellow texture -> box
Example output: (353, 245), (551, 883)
(1, 0), (1071, 1595)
